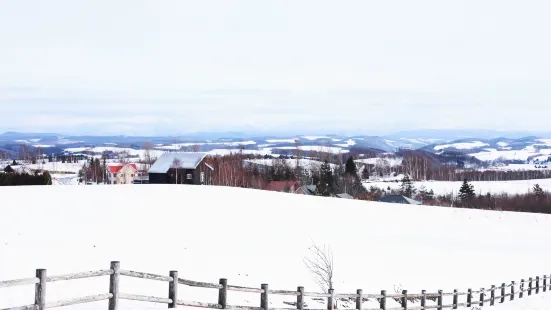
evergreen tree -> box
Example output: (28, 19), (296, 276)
(42, 171), (52, 185)
(418, 185), (434, 202)
(345, 156), (357, 176)
(458, 179), (476, 202)
(533, 184), (545, 197)
(361, 165), (370, 180)
(399, 174), (416, 197)
(12, 160), (17, 166)
(48, 154), (53, 162)
(3, 165), (14, 173)
(316, 161), (334, 196)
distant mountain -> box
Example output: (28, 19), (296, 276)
(0, 131), (61, 138)
(386, 129), (551, 141)
(2, 131), (550, 160)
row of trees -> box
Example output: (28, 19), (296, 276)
(364, 150), (551, 182)
(1, 166), (52, 186)
(79, 158), (108, 184)
(371, 175), (551, 214)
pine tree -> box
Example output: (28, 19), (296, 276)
(316, 161), (334, 196)
(458, 179), (476, 202)
(42, 171), (52, 185)
(345, 156), (357, 176)
(399, 174), (416, 197)
(533, 184), (545, 197)
(418, 185), (434, 202)
(361, 165), (370, 180)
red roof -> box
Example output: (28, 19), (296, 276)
(264, 181), (299, 192)
(108, 163), (137, 173)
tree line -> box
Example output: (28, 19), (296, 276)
(1, 165), (52, 186)
(366, 174), (551, 214)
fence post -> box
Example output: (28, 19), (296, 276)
(536, 276), (540, 294)
(490, 285), (495, 306)
(420, 290), (426, 310)
(401, 290), (407, 310)
(452, 289), (458, 309)
(437, 290), (443, 310)
(479, 288), (484, 307)
(35, 269), (47, 310)
(544, 276), (547, 293)
(109, 261), (120, 310)
(262, 284), (269, 310)
(356, 289), (362, 310)
(219, 279), (228, 309)
(520, 280), (524, 299)
(297, 287), (304, 310)
(529, 278), (533, 296)
(501, 283), (505, 303)
(467, 289), (472, 307)
(379, 290), (386, 310)
(511, 281), (515, 301)
(168, 271), (178, 308)
(327, 289), (334, 310)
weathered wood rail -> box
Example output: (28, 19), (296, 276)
(1, 261), (549, 310)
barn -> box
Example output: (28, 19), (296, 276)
(148, 152), (213, 185)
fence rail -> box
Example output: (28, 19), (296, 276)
(1, 261), (549, 310)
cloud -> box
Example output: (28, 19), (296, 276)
(0, 0), (549, 135)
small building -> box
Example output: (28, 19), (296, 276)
(108, 163), (138, 184)
(335, 193), (354, 199)
(148, 152), (213, 185)
(300, 184), (317, 195)
(264, 180), (301, 193)
(378, 195), (421, 205)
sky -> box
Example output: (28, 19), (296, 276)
(0, 0), (549, 136)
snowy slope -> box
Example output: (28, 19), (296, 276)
(1, 186), (551, 310)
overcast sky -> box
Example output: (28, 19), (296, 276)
(0, 0), (549, 136)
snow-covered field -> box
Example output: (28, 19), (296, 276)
(244, 158), (337, 169)
(435, 141), (489, 151)
(273, 145), (349, 154)
(365, 179), (551, 196)
(470, 149), (551, 162)
(64, 147), (168, 160)
(355, 157), (403, 167)
(1, 185), (551, 309)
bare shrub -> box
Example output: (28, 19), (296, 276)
(304, 241), (334, 293)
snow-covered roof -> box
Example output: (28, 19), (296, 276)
(148, 152), (208, 173)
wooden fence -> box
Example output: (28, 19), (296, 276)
(1, 261), (549, 310)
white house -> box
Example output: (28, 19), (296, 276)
(107, 163), (138, 184)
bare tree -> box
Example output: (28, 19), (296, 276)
(304, 241), (334, 293)
(143, 142), (154, 168)
(191, 144), (201, 152)
(172, 158), (182, 184)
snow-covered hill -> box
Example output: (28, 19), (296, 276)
(425, 137), (551, 163)
(1, 185), (551, 309)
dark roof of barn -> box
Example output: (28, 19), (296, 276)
(379, 195), (421, 205)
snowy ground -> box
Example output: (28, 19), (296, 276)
(355, 157), (403, 167)
(364, 179), (551, 196)
(1, 185), (551, 310)
(244, 158), (337, 169)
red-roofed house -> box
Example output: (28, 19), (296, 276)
(107, 163), (138, 184)
(263, 181), (304, 194)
